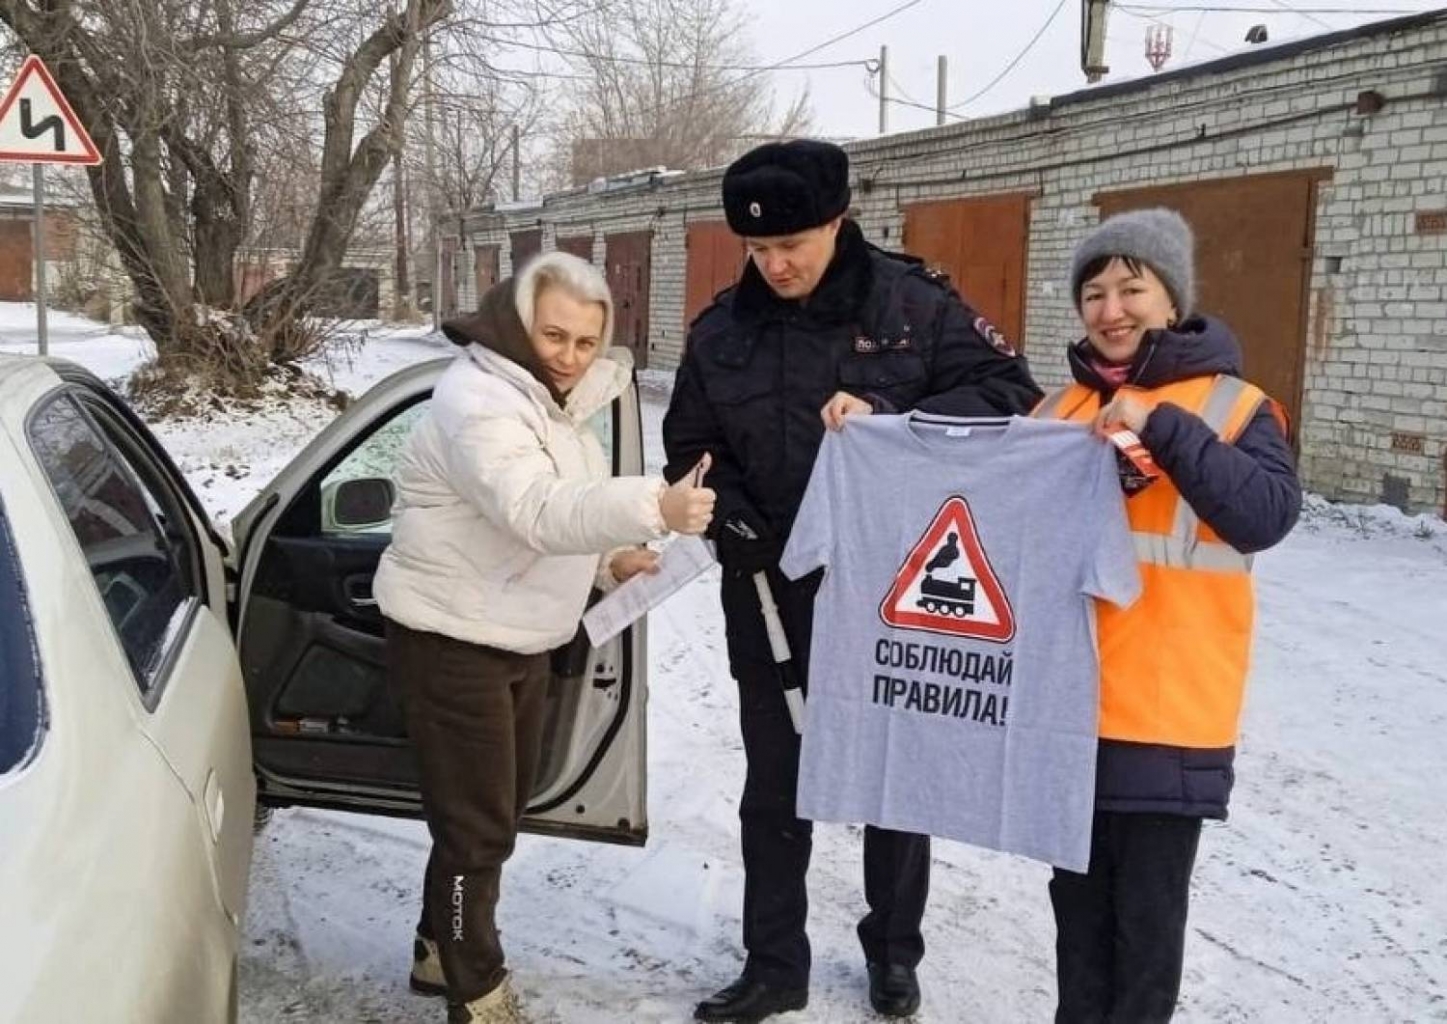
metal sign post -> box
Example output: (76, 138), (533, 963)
(0, 55), (103, 356)
(33, 163), (47, 355)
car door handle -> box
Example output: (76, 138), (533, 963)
(203, 770), (225, 843)
(343, 574), (377, 608)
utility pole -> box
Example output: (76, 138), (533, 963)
(390, 46), (411, 321)
(936, 56), (948, 127)
(878, 45), (889, 135)
(32, 165), (47, 356)
(511, 124), (521, 201)
(1082, 0), (1112, 83)
(393, 159), (411, 319)
(422, 33), (441, 329)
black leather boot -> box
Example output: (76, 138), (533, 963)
(867, 962), (921, 1017)
(693, 975), (809, 1022)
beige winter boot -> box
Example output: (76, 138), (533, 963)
(447, 977), (521, 1024)
(409, 934), (447, 997)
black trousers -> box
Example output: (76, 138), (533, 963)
(735, 660), (931, 989)
(385, 619), (550, 1005)
(1049, 811), (1203, 1024)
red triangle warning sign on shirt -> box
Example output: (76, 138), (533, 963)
(878, 495), (1016, 643)
(0, 56), (102, 165)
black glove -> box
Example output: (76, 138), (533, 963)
(714, 509), (783, 574)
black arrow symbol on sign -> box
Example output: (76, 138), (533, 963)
(20, 98), (65, 151)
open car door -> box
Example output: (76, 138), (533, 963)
(230, 356), (651, 845)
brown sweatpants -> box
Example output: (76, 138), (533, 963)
(385, 618), (550, 1004)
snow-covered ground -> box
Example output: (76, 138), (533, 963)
(0, 302), (446, 538)
(11, 306), (1446, 1021)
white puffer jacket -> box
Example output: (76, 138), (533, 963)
(373, 343), (667, 653)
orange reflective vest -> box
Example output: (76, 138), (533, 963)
(1034, 375), (1284, 748)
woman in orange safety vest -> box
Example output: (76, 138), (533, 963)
(1035, 208), (1301, 1023)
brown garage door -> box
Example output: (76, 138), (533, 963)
(684, 220), (746, 330)
(555, 234), (594, 261)
(903, 194), (1030, 350)
(510, 229), (542, 272)
(1096, 170), (1321, 429)
(474, 244), (499, 304)
(0, 221), (33, 301)
(606, 230), (652, 370)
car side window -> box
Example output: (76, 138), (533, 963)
(315, 399), (618, 536)
(318, 400), (428, 535)
(588, 403), (616, 469)
(27, 394), (201, 701)
(0, 495), (44, 774)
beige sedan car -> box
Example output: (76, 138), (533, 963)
(0, 354), (652, 1022)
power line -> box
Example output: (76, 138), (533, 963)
(1113, 5), (1235, 54)
(948, 0), (1069, 111)
(493, 35), (876, 73)
(1184, 10), (1214, 57)
(597, 0), (928, 129)
(863, 27), (1446, 154)
(885, 68), (930, 110)
(765, 0), (929, 72)
(868, 75), (973, 124)
(866, 0), (1070, 125)
(1262, 0), (1338, 30)
(1118, 3), (1415, 12)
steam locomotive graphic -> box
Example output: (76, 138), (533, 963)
(915, 531), (977, 617)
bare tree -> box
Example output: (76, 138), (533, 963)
(0, 0), (456, 387)
(553, 0), (811, 184)
(425, 63), (543, 213)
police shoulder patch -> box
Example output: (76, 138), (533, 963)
(972, 315), (1018, 358)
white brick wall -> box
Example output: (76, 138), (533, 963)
(448, 15), (1447, 514)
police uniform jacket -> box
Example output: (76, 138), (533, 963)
(662, 219), (1042, 672)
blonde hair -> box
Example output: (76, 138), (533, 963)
(513, 251), (615, 350)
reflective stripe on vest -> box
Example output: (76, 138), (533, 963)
(1157, 376), (1258, 575)
(1033, 372), (1274, 747)
(1035, 376), (1262, 574)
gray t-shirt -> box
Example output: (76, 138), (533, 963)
(780, 414), (1140, 871)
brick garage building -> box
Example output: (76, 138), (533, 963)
(450, 11), (1447, 515)
(0, 183), (77, 302)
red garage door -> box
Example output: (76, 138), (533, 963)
(1096, 170), (1323, 429)
(474, 244), (500, 304)
(510, 229), (542, 272)
(605, 230), (652, 370)
(903, 194), (1031, 350)
(0, 221), (33, 301)
(684, 220), (745, 331)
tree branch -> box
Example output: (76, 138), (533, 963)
(188, 0), (311, 50)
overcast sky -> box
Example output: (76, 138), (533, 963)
(728, 0), (1443, 141)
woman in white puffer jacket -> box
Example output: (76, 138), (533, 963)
(374, 252), (714, 1024)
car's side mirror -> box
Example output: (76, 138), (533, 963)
(322, 477), (396, 532)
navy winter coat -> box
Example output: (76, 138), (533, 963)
(1068, 315), (1302, 818)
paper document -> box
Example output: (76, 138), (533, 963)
(583, 535), (715, 645)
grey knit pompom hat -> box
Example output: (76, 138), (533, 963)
(1070, 207), (1195, 318)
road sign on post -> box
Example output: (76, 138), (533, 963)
(0, 55), (103, 357)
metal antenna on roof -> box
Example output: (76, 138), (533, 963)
(1145, 23), (1174, 72)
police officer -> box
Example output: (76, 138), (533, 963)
(663, 139), (1042, 1022)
